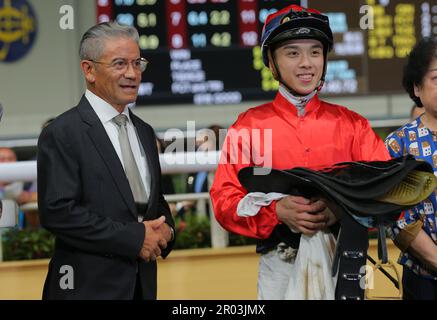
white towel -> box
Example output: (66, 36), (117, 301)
(238, 192), (337, 300)
(285, 231), (337, 299)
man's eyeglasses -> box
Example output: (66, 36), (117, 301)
(89, 57), (149, 73)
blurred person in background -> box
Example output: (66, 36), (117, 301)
(186, 125), (223, 194)
(0, 148), (25, 203)
(180, 124), (224, 220)
(22, 117), (57, 198)
(0, 148), (26, 228)
(0, 147), (17, 163)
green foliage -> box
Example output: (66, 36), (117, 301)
(1, 212), (258, 261)
(2, 228), (55, 261)
(173, 213), (257, 249)
(174, 214), (211, 249)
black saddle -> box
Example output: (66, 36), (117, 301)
(238, 155), (436, 300)
(239, 155), (434, 223)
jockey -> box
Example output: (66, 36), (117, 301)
(210, 4), (390, 300)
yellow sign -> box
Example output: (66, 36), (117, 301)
(367, 0), (416, 60)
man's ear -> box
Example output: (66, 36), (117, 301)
(80, 60), (95, 83)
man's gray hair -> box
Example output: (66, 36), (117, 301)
(79, 22), (140, 61)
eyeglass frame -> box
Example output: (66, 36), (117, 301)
(87, 57), (149, 73)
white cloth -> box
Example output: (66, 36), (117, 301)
(85, 90), (151, 198)
(237, 192), (287, 217)
(258, 233), (337, 300)
(285, 231), (337, 300)
(239, 191), (337, 300)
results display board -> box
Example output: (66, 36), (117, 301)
(311, 0), (437, 95)
(96, 0), (437, 106)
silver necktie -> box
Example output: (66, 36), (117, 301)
(112, 114), (148, 204)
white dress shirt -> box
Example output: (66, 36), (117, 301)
(85, 90), (151, 200)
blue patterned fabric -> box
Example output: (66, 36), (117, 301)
(385, 115), (437, 279)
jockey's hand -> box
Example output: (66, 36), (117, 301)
(276, 195), (332, 236)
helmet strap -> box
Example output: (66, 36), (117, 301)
(316, 49), (329, 92)
(316, 77), (325, 91)
(267, 48), (279, 80)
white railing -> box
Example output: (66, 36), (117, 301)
(0, 151), (229, 248)
(0, 161), (37, 182)
(0, 151), (221, 182)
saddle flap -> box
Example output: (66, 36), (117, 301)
(310, 155), (430, 187)
(290, 156), (433, 199)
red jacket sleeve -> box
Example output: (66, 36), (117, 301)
(351, 114), (391, 161)
(210, 124), (280, 239)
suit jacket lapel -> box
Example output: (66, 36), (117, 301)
(76, 96), (137, 218)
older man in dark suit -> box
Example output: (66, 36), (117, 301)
(37, 22), (175, 300)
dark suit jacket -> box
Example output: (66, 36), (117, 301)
(37, 95), (175, 299)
